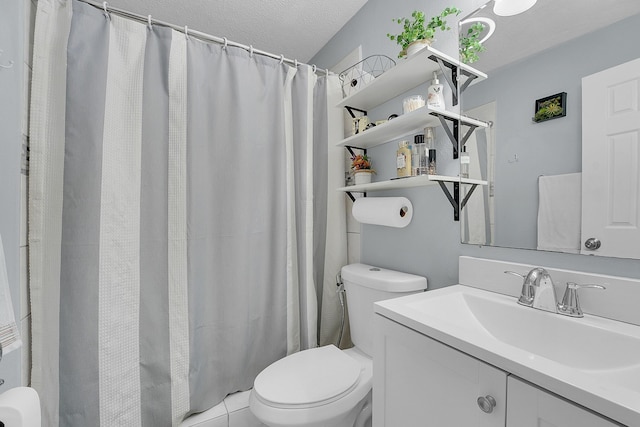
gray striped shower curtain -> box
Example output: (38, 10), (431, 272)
(28, 0), (345, 425)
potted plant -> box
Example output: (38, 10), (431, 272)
(459, 22), (487, 64)
(350, 154), (376, 185)
(387, 7), (462, 58)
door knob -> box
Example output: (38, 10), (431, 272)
(584, 238), (601, 250)
(477, 395), (497, 413)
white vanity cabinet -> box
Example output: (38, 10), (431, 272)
(374, 313), (622, 427)
(373, 314), (507, 426)
(507, 377), (620, 427)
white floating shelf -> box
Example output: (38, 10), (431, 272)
(336, 46), (487, 111)
(337, 175), (488, 193)
(338, 107), (489, 150)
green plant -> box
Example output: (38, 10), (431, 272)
(387, 8), (462, 58)
(533, 97), (564, 122)
(459, 22), (486, 64)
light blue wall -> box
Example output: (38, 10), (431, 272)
(0, 0), (24, 389)
(311, 0), (640, 289)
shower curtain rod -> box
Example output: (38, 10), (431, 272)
(78, 0), (333, 76)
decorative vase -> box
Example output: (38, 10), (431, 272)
(354, 170), (374, 185)
(404, 39), (432, 58)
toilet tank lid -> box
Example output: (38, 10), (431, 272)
(341, 263), (428, 292)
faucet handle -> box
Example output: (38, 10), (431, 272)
(557, 282), (606, 317)
(504, 271), (534, 306)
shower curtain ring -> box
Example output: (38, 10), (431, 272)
(249, 45), (254, 58)
(294, 59), (298, 68)
(312, 64), (317, 73)
(147, 15), (152, 30)
(184, 26), (190, 40)
(279, 55), (284, 65)
(223, 37), (228, 50)
(102, 2), (110, 20)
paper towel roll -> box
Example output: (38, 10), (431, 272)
(352, 197), (413, 228)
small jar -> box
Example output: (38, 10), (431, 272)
(403, 95), (425, 114)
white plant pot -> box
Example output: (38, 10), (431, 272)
(354, 170), (373, 185)
(405, 39), (431, 58)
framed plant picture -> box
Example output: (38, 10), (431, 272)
(533, 92), (567, 123)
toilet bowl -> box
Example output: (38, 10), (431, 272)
(250, 346), (372, 427)
(249, 263), (427, 427)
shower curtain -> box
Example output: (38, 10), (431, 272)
(28, 1), (346, 426)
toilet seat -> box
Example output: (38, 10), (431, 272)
(253, 345), (362, 409)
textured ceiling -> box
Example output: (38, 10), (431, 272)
(106, 0), (369, 63)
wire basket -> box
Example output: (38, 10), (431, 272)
(339, 55), (396, 98)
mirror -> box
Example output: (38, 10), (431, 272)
(459, 0), (640, 258)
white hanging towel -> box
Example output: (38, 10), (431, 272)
(0, 233), (21, 355)
(537, 173), (582, 254)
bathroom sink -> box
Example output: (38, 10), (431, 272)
(374, 284), (640, 426)
(404, 286), (640, 371)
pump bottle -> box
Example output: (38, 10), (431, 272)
(427, 72), (445, 111)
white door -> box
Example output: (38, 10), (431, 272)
(581, 57), (640, 258)
(506, 376), (619, 427)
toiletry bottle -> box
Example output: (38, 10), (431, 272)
(425, 127), (435, 150)
(396, 140), (412, 177)
(413, 134), (428, 176)
(427, 72), (445, 111)
(460, 147), (470, 179)
(428, 149), (437, 175)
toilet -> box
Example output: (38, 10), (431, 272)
(249, 263), (427, 427)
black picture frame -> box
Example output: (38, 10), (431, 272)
(533, 92), (567, 123)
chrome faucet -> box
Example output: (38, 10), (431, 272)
(505, 269), (607, 317)
(505, 268), (558, 313)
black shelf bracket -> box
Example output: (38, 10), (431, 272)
(345, 191), (356, 202)
(345, 145), (366, 157)
(436, 181), (480, 221)
(460, 184), (478, 211)
(437, 181), (461, 221)
(435, 113), (460, 159)
(460, 124), (479, 151)
(344, 106), (367, 118)
(459, 70), (479, 94)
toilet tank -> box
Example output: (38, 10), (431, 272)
(341, 263), (427, 356)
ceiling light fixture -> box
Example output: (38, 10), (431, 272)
(459, 17), (496, 44)
(493, 0), (538, 16)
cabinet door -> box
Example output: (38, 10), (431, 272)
(373, 314), (507, 427)
(506, 376), (620, 427)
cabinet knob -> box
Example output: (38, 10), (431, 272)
(477, 395), (497, 414)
